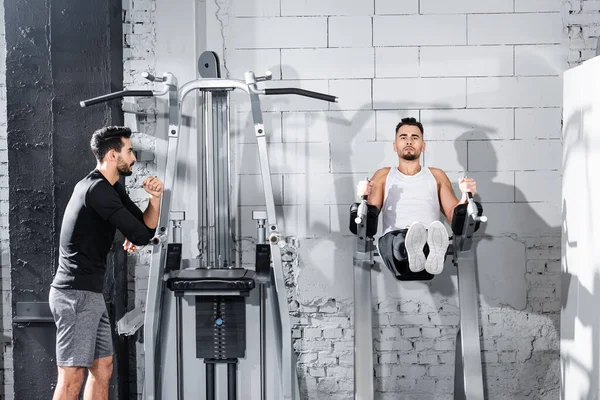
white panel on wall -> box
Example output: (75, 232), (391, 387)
(561, 54), (600, 400)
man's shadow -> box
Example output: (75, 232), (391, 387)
(454, 131), (561, 396)
(431, 129), (560, 301)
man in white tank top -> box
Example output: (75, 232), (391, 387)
(357, 117), (477, 276)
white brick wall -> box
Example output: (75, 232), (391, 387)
(468, 139), (562, 171)
(373, 15), (467, 46)
(421, 0), (514, 14)
(466, 76), (563, 108)
(515, 107), (563, 139)
(420, 46), (514, 77)
(373, 78), (466, 109)
(515, 44), (569, 75)
(281, 48), (374, 79)
(280, 0), (372, 17)
(419, 109), (514, 140)
(468, 13), (564, 45)
(375, 0), (419, 15)
(215, 1), (572, 398)
(375, 47), (419, 77)
(329, 16), (372, 48)
(230, 18), (327, 49)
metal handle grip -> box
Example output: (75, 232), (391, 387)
(264, 87), (337, 103)
(355, 197), (368, 224)
(141, 72), (167, 83)
(142, 72), (156, 81)
(80, 90), (154, 107)
(466, 192), (487, 223)
(150, 234), (167, 245)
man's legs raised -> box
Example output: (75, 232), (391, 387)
(405, 221), (427, 272)
(424, 220), (450, 274)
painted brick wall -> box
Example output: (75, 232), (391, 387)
(566, 0), (600, 64)
(122, 0), (158, 395)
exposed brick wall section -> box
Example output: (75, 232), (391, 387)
(123, 0), (157, 396)
(566, 0), (600, 65)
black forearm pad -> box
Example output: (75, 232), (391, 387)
(349, 203), (379, 237)
(451, 201), (484, 235)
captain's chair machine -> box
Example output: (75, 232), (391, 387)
(351, 189), (488, 400)
(81, 52), (337, 400)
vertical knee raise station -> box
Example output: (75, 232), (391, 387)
(81, 52), (337, 400)
(352, 193), (488, 399)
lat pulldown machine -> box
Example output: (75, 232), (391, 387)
(352, 191), (488, 399)
(81, 52), (337, 400)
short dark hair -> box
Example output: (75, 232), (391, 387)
(395, 117), (424, 136)
(90, 126), (132, 161)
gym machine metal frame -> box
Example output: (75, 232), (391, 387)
(81, 53), (337, 400)
(352, 192), (487, 399)
(352, 197), (376, 399)
(452, 193), (488, 400)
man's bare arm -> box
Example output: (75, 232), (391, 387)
(366, 167), (390, 211)
(431, 168), (477, 223)
(431, 168), (461, 223)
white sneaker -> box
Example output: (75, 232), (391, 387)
(405, 221), (427, 272)
(425, 220), (450, 275)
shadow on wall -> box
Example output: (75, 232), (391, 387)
(453, 130), (560, 398)
(561, 106), (600, 400)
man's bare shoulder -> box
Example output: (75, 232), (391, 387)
(428, 166), (445, 175)
(372, 167), (391, 181)
(428, 167), (450, 182)
(373, 167), (391, 178)
(370, 167), (391, 184)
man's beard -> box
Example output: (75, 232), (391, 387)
(401, 152), (419, 161)
(117, 159), (134, 176)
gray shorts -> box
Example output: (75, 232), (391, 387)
(49, 287), (114, 367)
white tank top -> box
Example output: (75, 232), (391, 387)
(381, 166), (440, 234)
